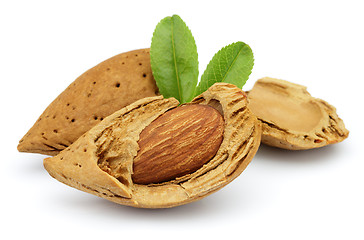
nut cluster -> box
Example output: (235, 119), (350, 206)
(18, 51), (348, 209)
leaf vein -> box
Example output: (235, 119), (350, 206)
(171, 19), (182, 101)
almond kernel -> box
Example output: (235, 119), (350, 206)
(132, 104), (224, 184)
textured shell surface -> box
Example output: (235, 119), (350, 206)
(43, 83), (261, 208)
(247, 77), (349, 150)
(18, 48), (158, 156)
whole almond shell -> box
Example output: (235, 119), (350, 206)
(43, 83), (261, 208)
(18, 48), (158, 156)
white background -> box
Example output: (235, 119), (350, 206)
(1, 0), (363, 239)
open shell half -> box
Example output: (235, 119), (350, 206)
(247, 77), (348, 150)
(43, 83), (261, 208)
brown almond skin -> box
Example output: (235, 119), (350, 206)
(132, 104), (224, 184)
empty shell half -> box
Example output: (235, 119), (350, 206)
(247, 77), (349, 150)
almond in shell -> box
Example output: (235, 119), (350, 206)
(43, 83), (261, 208)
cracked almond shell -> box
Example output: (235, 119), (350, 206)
(43, 83), (261, 208)
(247, 77), (349, 150)
(18, 48), (158, 156)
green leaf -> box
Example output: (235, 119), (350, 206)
(150, 15), (199, 104)
(195, 42), (254, 96)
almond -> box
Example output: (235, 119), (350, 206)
(132, 104), (224, 184)
(18, 48), (158, 156)
(43, 83), (262, 208)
